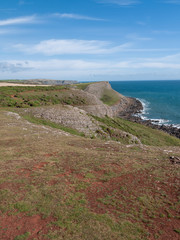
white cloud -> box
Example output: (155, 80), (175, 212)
(14, 39), (131, 55)
(0, 61), (32, 73)
(1, 53), (180, 74)
(1, 56), (180, 80)
(0, 16), (37, 26)
(13, 39), (180, 56)
(98, 0), (140, 6)
(53, 13), (104, 21)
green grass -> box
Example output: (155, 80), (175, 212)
(93, 115), (180, 146)
(22, 114), (85, 137)
(100, 89), (120, 106)
(14, 232), (30, 240)
(75, 82), (92, 90)
(174, 229), (180, 234)
(14, 202), (32, 213)
(0, 85), (87, 108)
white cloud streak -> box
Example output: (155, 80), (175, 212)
(14, 39), (180, 56)
(0, 16), (37, 26)
(14, 39), (131, 55)
(53, 13), (104, 21)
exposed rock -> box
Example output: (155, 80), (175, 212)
(111, 97), (143, 117)
(78, 104), (113, 118)
(25, 105), (101, 136)
(25, 103), (141, 144)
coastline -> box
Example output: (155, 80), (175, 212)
(120, 98), (180, 139)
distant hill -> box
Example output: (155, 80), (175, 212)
(1, 79), (78, 85)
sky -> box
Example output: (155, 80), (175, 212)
(0, 0), (180, 81)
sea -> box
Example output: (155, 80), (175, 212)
(110, 80), (180, 128)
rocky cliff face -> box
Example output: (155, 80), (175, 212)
(25, 105), (101, 136)
(75, 88), (114, 118)
(82, 81), (142, 118)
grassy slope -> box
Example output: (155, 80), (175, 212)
(0, 110), (180, 240)
(0, 85), (88, 108)
(18, 111), (180, 146)
(76, 82), (120, 106)
(93, 116), (180, 146)
(100, 88), (120, 106)
(0, 83), (125, 108)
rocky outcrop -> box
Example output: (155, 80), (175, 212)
(112, 97), (143, 117)
(25, 105), (101, 136)
(24, 104), (141, 144)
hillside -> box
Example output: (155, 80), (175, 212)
(0, 82), (180, 240)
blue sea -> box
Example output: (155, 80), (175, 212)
(110, 80), (180, 128)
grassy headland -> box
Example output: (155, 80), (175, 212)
(0, 83), (180, 240)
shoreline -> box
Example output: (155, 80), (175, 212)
(120, 98), (180, 139)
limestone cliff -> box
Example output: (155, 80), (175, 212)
(81, 81), (143, 118)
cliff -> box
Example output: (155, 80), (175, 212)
(80, 81), (143, 118)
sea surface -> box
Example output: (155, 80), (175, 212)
(110, 80), (180, 128)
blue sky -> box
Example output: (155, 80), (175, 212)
(0, 0), (180, 81)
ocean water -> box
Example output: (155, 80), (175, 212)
(110, 80), (180, 128)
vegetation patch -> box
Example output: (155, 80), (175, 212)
(0, 85), (87, 108)
(75, 82), (92, 90)
(14, 232), (30, 240)
(93, 115), (180, 146)
(100, 89), (120, 106)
